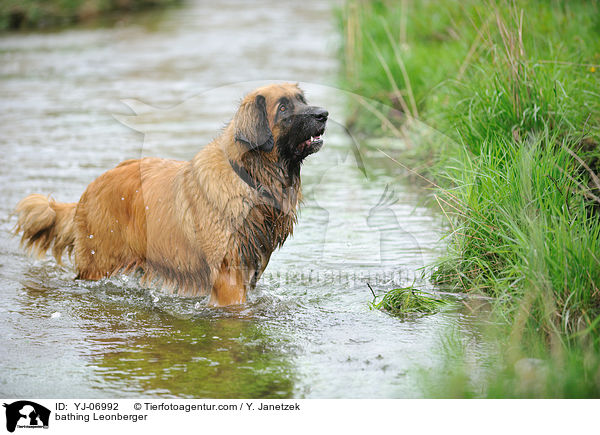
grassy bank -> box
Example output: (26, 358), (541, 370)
(0, 0), (181, 30)
(339, 0), (600, 396)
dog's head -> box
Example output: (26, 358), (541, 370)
(233, 83), (328, 166)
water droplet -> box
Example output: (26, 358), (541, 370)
(110, 229), (113, 233)
(194, 302), (201, 309)
(135, 190), (139, 193)
(121, 197), (125, 201)
(91, 250), (95, 255)
(145, 206), (149, 210)
(88, 234), (94, 239)
(51, 312), (61, 319)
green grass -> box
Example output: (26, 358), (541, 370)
(0, 0), (181, 30)
(435, 134), (600, 326)
(369, 285), (452, 316)
(339, 0), (600, 396)
(422, 321), (600, 398)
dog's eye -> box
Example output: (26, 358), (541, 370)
(279, 105), (287, 112)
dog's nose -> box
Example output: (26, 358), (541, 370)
(312, 107), (328, 122)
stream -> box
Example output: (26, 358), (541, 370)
(0, 0), (485, 398)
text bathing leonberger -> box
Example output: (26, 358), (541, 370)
(14, 83), (328, 306)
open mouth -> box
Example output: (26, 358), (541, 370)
(297, 129), (325, 154)
(301, 134), (323, 148)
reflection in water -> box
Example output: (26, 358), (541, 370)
(0, 0), (485, 398)
(16, 265), (297, 398)
(92, 319), (296, 399)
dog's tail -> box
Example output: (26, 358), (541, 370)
(14, 194), (77, 265)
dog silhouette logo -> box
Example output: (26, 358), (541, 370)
(3, 401), (50, 433)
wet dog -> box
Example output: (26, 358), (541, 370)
(14, 83), (327, 306)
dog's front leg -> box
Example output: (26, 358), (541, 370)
(208, 261), (247, 306)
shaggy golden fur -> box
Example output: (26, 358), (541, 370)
(14, 83), (328, 306)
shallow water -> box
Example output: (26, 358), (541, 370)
(0, 0), (484, 398)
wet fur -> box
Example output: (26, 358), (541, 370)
(14, 83), (327, 306)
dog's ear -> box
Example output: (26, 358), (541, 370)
(234, 94), (274, 152)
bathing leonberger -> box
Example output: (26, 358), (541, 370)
(14, 83), (328, 306)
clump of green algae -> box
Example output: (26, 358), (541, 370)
(369, 284), (451, 316)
